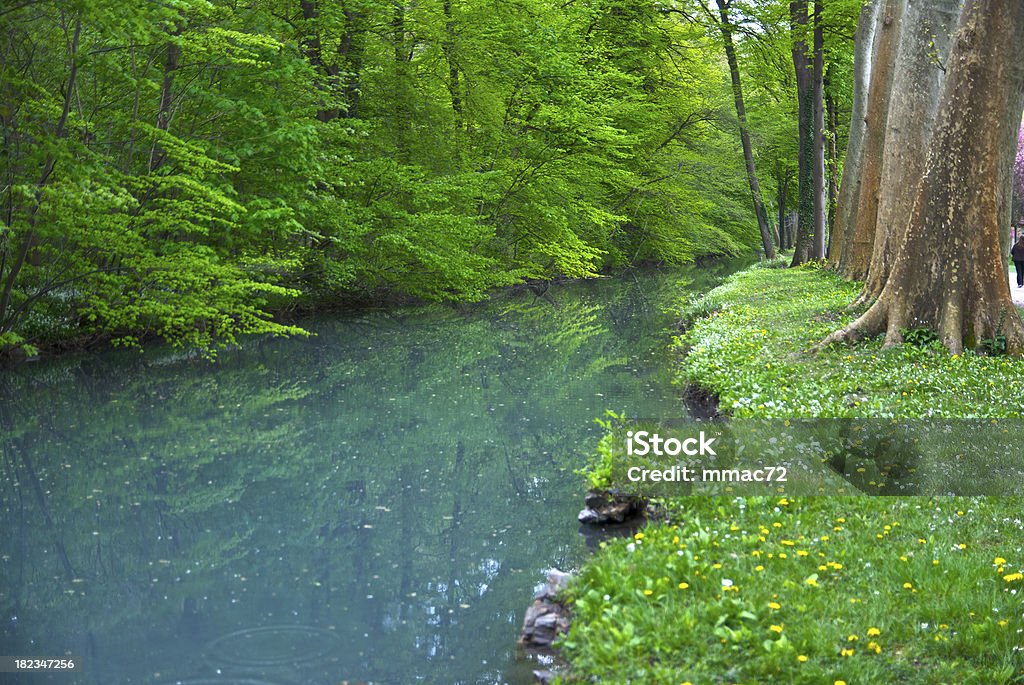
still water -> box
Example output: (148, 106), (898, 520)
(0, 265), (739, 685)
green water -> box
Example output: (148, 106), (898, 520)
(0, 265), (739, 685)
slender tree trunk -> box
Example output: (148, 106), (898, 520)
(776, 161), (789, 250)
(858, 0), (961, 303)
(825, 66), (840, 246)
(829, 0), (882, 269)
(442, 0), (462, 126)
(791, 0), (814, 264)
(714, 0), (776, 259)
(812, 0), (826, 259)
(392, 1), (412, 162)
(837, 0), (904, 280)
(821, 0), (1024, 355)
(149, 27), (181, 172)
(339, 1), (365, 119)
(0, 17), (81, 330)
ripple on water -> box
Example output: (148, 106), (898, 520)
(203, 625), (341, 668)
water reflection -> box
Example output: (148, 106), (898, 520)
(0, 264), (739, 685)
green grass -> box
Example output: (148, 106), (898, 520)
(561, 497), (1024, 684)
(677, 264), (1024, 418)
(562, 265), (1024, 684)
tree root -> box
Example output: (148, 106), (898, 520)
(814, 298), (889, 353)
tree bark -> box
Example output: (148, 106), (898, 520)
(828, 0), (880, 269)
(812, 0), (826, 259)
(339, 1), (366, 119)
(858, 0), (961, 303)
(714, 0), (777, 259)
(442, 0), (462, 126)
(825, 64), (840, 248)
(821, 0), (1024, 355)
(790, 0), (815, 265)
(837, 0), (904, 280)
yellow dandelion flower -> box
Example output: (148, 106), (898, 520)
(643, 589), (653, 596)
(836, 681), (848, 685)
(797, 550), (809, 557)
(847, 634), (858, 641)
(797, 655), (808, 663)
(902, 582), (913, 589)
(866, 627), (881, 637)
(805, 576), (819, 587)
(634, 532), (645, 540)
(840, 648), (855, 657)
(755, 565), (764, 572)
(780, 540), (795, 546)
(867, 641), (881, 654)
(678, 582), (690, 590)
(994, 557), (1006, 565)
(820, 535), (830, 541)
(768, 602), (781, 610)
(998, 619), (1009, 627)
(1003, 573), (1023, 582)
(769, 624), (784, 633)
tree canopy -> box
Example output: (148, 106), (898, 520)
(3, 0), (838, 354)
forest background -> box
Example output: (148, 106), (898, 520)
(0, 0), (869, 354)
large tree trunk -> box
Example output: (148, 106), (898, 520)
(715, 0), (777, 259)
(821, 0), (1024, 355)
(858, 0), (961, 303)
(836, 0), (904, 280)
(828, 0), (881, 269)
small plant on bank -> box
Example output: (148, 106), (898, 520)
(578, 410), (626, 491)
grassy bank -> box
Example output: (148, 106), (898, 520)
(560, 265), (1024, 684)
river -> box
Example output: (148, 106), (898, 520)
(0, 264), (741, 685)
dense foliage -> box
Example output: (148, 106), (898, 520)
(1, 0), (818, 354)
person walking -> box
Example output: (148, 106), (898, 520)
(1012, 236), (1024, 288)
